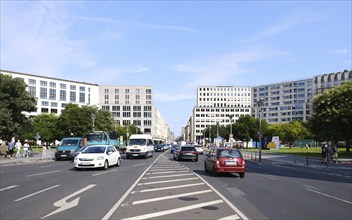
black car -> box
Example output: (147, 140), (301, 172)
(173, 146), (198, 161)
(154, 144), (165, 152)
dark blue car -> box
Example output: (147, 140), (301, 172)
(170, 145), (179, 154)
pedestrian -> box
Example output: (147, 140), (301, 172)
(15, 140), (22, 158)
(8, 140), (14, 159)
(1, 138), (7, 158)
(332, 144), (339, 164)
(321, 144), (326, 164)
(42, 144), (47, 160)
(23, 140), (29, 157)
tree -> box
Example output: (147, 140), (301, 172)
(309, 81), (352, 152)
(267, 121), (310, 147)
(31, 114), (60, 142)
(0, 74), (36, 140)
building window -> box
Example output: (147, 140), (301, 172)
(112, 106), (120, 111)
(125, 95), (130, 100)
(102, 106), (110, 111)
(143, 120), (152, 126)
(144, 106), (152, 111)
(60, 83), (66, 89)
(41, 108), (49, 113)
(144, 112), (152, 117)
(146, 95), (152, 100)
(49, 89), (56, 100)
(105, 95), (109, 100)
(28, 86), (36, 97)
(123, 120), (130, 126)
(51, 109), (58, 114)
(115, 89), (119, 94)
(79, 93), (85, 103)
(70, 85), (76, 90)
(125, 89), (130, 94)
(123, 112), (131, 117)
(40, 81), (47, 87)
(28, 79), (36, 85)
(105, 89), (109, 94)
(41, 101), (49, 106)
(40, 88), (47, 99)
(133, 106), (141, 111)
(146, 89), (152, 94)
(51, 102), (58, 107)
(133, 120), (141, 126)
(60, 90), (66, 101)
(136, 89), (140, 94)
(49, 82), (56, 88)
(80, 86), (85, 92)
(136, 95), (140, 100)
(133, 112), (142, 117)
(70, 91), (76, 102)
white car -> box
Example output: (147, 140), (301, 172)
(73, 145), (121, 170)
(194, 145), (204, 155)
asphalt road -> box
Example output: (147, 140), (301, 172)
(1, 150), (351, 220)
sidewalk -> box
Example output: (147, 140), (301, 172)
(0, 149), (55, 165)
(241, 150), (352, 169)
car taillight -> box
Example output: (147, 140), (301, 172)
(193, 151), (198, 155)
(216, 160), (219, 165)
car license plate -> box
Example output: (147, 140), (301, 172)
(185, 153), (193, 155)
(61, 155), (67, 157)
(81, 161), (90, 165)
(132, 154), (138, 156)
(225, 161), (237, 165)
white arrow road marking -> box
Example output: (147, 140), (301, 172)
(41, 184), (96, 219)
(0, 185), (20, 192)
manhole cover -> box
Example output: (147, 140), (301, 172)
(178, 197), (199, 201)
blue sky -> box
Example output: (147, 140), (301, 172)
(1, 1), (351, 136)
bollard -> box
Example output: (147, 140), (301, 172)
(294, 155), (296, 164)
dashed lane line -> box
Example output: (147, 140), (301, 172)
(26, 170), (62, 177)
(306, 188), (352, 205)
(92, 169), (117, 176)
(14, 185), (60, 202)
(0, 185), (20, 192)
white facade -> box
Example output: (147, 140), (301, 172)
(313, 70), (351, 95)
(1, 70), (171, 140)
(1, 70), (100, 117)
(192, 86), (252, 143)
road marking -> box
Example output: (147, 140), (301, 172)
(142, 173), (193, 179)
(27, 170), (62, 177)
(133, 163), (146, 167)
(40, 164), (66, 168)
(194, 172), (249, 220)
(102, 154), (164, 220)
(132, 189), (212, 205)
(41, 184), (96, 219)
(121, 200), (224, 220)
(218, 214), (240, 220)
(0, 185), (20, 192)
(146, 170), (190, 175)
(148, 168), (188, 172)
(306, 188), (352, 205)
(138, 183), (205, 193)
(303, 185), (320, 191)
(256, 173), (276, 180)
(92, 169), (117, 176)
(15, 185), (60, 202)
(137, 177), (198, 185)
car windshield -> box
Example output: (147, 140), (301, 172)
(86, 133), (104, 141)
(60, 139), (78, 146)
(129, 139), (146, 145)
(218, 149), (241, 158)
(82, 146), (106, 154)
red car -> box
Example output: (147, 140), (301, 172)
(204, 148), (246, 178)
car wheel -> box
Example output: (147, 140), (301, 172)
(126, 155), (130, 159)
(103, 160), (109, 170)
(212, 166), (218, 177)
(116, 158), (121, 167)
(239, 172), (245, 178)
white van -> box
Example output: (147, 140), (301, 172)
(126, 134), (154, 159)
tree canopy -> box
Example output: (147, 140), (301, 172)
(0, 74), (36, 141)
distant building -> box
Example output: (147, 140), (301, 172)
(191, 86), (252, 143)
(1, 70), (171, 141)
(1, 70), (99, 116)
(313, 70), (352, 95)
(252, 78), (313, 124)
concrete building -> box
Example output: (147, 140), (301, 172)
(313, 70), (352, 95)
(252, 78), (313, 124)
(1, 70), (171, 141)
(1, 70), (100, 117)
(191, 86), (252, 143)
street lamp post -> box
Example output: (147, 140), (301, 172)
(257, 99), (264, 162)
(91, 114), (96, 132)
(228, 115), (234, 147)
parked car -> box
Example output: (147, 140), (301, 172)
(73, 145), (121, 170)
(154, 144), (165, 152)
(204, 148), (246, 178)
(173, 146), (198, 162)
(55, 137), (84, 160)
(194, 145), (204, 155)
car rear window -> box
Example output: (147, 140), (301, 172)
(218, 149), (241, 158)
(181, 147), (196, 151)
